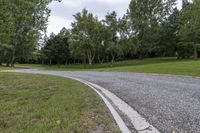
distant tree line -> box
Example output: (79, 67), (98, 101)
(40, 0), (200, 65)
(0, 0), (200, 66)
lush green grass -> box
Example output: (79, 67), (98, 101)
(0, 73), (119, 133)
(96, 59), (200, 76)
(18, 57), (178, 70)
(0, 66), (17, 70)
(19, 58), (200, 77)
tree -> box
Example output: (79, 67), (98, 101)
(128, 0), (176, 58)
(118, 15), (131, 58)
(103, 11), (120, 64)
(0, 1), (14, 65)
(95, 22), (108, 64)
(0, 0), (61, 66)
(179, 0), (200, 59)
(182, 0), (189, 7)
(70, 9), (100, 65)
(42, 28), (70, 65)
(158, 8), (182, 57)
(42, 33), (55, 65)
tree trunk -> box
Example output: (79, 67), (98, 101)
(111, 54), (115, 67)
(10, 48), (16, 67)
(11, 56), (15, 67)
(175, 51), (180, 59)
(98, 55), (101, 64)
(193, 42), (198, 60)
(87, 53), (94, 65)
(83, 53), (86, 68)
(49, 58), (52, 65)
(88, 58), (92, 65)
(98, 56), (105, 64)
(100, 58), (105, 64)
(42, 59), (44, 65)
(65, 59), (68, 65)
(6, 62), (10, 67)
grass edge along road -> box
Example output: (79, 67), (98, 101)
(16, 58), (200, 77)
(0, 73), (120, 133)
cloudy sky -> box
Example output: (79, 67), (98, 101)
(47, 0), (182, 35)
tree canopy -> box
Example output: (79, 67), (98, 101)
(1, 0), (200, 66)
(0, 0), (61, 66)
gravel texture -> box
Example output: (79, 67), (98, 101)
(14, 70), (200, 133)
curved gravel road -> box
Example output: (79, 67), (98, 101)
(8, 70), (200, 133)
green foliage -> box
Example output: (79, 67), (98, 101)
(2, 0), (200, 66)
(41, 0), (200, 65)
(67, 9), (138, 65)
(0, 0), (61, 66)
(128, 0), (176, 58)
(179, 0), (200, 59)
(103, 11), (120, 63)
(158, 8), (182, 56)
(118, 15), (137, 58)
(70, 9), (100, 64)
(41, 28), (70, 65)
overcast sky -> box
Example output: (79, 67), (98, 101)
(47, 0), (182, 35)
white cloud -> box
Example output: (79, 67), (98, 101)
(61, 0), (82, 8)
(47, 16), (71, 35)
(94, 0), (125, 4)
(47, 0), (131, 35)
(61, 0), (126, 6)
(47, 0), (183, 36)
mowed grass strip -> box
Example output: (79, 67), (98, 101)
(25, 57), (177, 71)
(0, 73), (120, 133)
(96, 59), (200, 77)
(0, 66), (16, 70)
(21, 58), (200, 77)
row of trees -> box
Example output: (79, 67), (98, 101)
(1, 0), (200, 66)
(0, 0), (61, 66)
(40, 0), (200, 65)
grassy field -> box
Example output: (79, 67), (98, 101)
(18, 58), (200, 77)
(0, 73), (119, 133)
(97, 59), (200, 76)
(0, 66), (17, 70)
(22, 57), (178, 70)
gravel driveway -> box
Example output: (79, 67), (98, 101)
(10, 70), (200, 133)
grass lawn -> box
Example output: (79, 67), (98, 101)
(19, 57), (200, 77)
(16, 57), (177, 70)
(96, 59), (200, 77)
(0, 73), (119, 133)
(0, 66), (17, 70)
